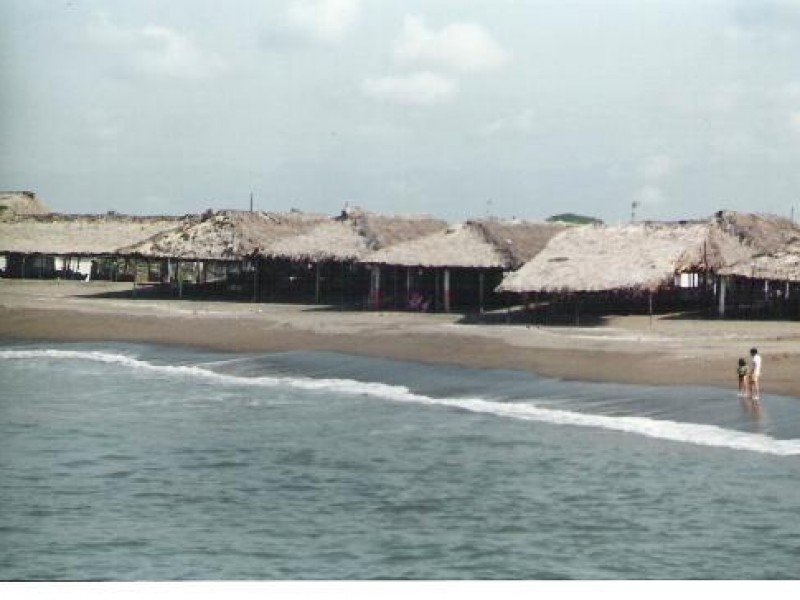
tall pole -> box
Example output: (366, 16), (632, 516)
(250, 192), (253, 212)
(443, 268), (451, 313)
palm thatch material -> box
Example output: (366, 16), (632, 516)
(497, 220), (749, 293)
(365, 219), (565, 269)
(0, 213), (187, 256)
(714, 211), (800, 282)
(117, 210), (327, 261)
(264, 207), (447, 262)
(0, 191), (50, 218)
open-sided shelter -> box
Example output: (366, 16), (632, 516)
(0, 211), (186, 280)
(117, 209), (328, 299)
(497, 212), (800, 319)
(365, 218), (566, 312)
(263, 206), (447, 306)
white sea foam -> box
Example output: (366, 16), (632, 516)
(3, 348), (800, 456)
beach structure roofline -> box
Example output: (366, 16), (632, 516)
(713, 210), (800, 282)
(0, 191), (50, 218)
(496, 216), (764, 294)
(116, 209), (328, 261)
(363, 218), (566, 269)
(0, 212), (188, 256)
(263, 206), (447, 262)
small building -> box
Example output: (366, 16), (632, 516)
(0, 212), (186, 280)
(713, 211), (800, 319)
(262, 206), (448, 306)
(364, 218), (566, 312)
(117, 209), (328, 300)
(496, 217), (755, 321)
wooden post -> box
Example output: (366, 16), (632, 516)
(478, 271), (485, 314)
(406, 268), (413, 308)
(393, 267), (399, 309)
(177, 260), (183, 299)
(370, 265), (381, 310)
(649, 290), (654, 327)
(718, 275), (726, 318)
(443, 268), (451, 313)
(253, 259), (259, 303)
(435, 271), (440, 312)
(315, 262), (321, 304)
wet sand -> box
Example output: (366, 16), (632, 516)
(1, 279), (799, 398)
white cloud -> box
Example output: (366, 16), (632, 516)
(85, 108), (124, 143)
(361, 71), (457, 106)
(641, 155), (677, 181)
(393, 16), (510, 72)
(285, 0), (361, 43)
(480, 108), (537, 136)
(636, 185), (667, 206)
(86, 13), (224, 80)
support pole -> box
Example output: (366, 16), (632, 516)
(315, 262), (321, 304)
(443, 268), (451, 313)
(254, 259), (259, 303)
(718, 275), (727, 318)
(434, 271), (440, 312)
(406, 268), (412, 308)
(478, 271), (485, 314)
(177, 260), (183, 299)
(369, 265), (382, 310)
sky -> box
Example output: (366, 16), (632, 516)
(2, 0), (800, 224)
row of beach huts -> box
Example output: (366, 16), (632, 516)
(2, 191), (800, 321)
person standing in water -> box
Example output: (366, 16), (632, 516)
(737, 358), (748, 397)
(748, 347), (762, 401)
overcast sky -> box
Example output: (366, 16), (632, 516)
(2, 0), (800, 224)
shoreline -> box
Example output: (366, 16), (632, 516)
(2, 279), (800, 398)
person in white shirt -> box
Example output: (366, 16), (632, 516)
(748, 347), (762, 401)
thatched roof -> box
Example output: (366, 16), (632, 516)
(714, 211), (800, 281)
(264, 207), (447, 262)
(365, 219), (565, 269)
(497, 220), (750, 293)
(0, 191), (50, 218)
(117, 210), (328, 260)
(0, 213), (187, 256)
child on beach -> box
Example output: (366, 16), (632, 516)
(737, 358), (748, 396)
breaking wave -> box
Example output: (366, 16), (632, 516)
(3, 348), (799, 456)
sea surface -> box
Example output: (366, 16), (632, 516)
(1, 341), (799, 580)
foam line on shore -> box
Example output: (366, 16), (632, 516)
(3, 348), (799, 456)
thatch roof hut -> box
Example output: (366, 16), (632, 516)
(264, 207), (447, 262)
(496, 220), (752, 294)
(117, 210), (327, 261)
(0, 213), (186, 256)
(714, 211), (800, 282)
(0, 191), (50, 218)
(365, 218), (565, 269)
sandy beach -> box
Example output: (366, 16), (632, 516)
(1, 279), (799, 398)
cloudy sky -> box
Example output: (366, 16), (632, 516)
(2, 0), (800, 224)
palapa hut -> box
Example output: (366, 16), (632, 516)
(263, 206), (447, 306)
(117, 209), (327, 300)
(0, 211), (186, 280)
(365, 218), (566, 312)
(0, 191), (50, 217)
(712, 211), (800, 317)
(496, 218), (759, 321)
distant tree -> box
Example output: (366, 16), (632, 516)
(546, 213), (603, 225)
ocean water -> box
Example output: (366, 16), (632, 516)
(1, 342), (799, 580)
